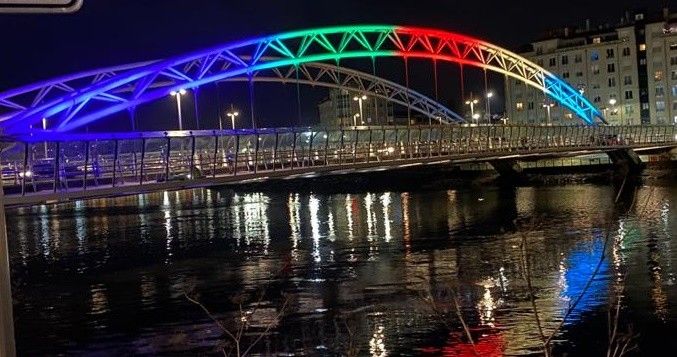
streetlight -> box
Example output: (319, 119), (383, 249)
(353, 94), (367, 125)
(226, 105), (239, 130)
(486, 91), (494, 123)
(465, 98), (479, 122)
(472, 113), (481, 125)
(542, 102), (555, 125)
(169, 88), (187, 131)
(42, 118), (48, 158)
(353, 113), (361, 126)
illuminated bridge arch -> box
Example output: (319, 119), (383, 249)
(0, 25), (604, 133)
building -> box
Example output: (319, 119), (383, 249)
(505, 8), (677, 126)
(317, 89), (394, 127)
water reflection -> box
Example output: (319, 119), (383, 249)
(6, 184), (677, 356)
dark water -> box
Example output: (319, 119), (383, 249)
(6, 182), (677, 356)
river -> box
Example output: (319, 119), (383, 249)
(6, 182), (676, 355)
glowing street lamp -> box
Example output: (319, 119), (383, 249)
(169, 88), (187, 131)
(465, 98), (479, 121)
(42, 117), (48, 158)
(353, 113), (361, 126)
(353, 94), (368, 125)
(226, 109), (239, 130)
(472, 113), (481, 124)
(486, 91), (494, 123)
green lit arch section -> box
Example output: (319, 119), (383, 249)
(0, 25), (604, 133)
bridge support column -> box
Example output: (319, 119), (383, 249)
(490, 159), (524, 179)
(0, 179), (17, 357)
(607, 148), (644, 175)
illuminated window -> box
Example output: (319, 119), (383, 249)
(516, 102), (524, 111)
(591, 51), (600, 61)
(593, 37), (601, 44)
(655, 71), (663, 81)
(639, 44), (646, 51)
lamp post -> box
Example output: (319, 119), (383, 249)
(170, 88), (187, 131)
(353, 94), (367, 125)
(472, 113), (481, 125)
(542, 102), (555, 125)
(352, 113), (361, 127)
(226, 105), (239, 130)
(465, 98), (479, 123)
(486, 91), (494, 124)
(42, 117), (48, 158)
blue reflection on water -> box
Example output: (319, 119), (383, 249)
(561, 231), (609, 321)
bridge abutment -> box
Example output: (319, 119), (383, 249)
(607, 148), (645, 175)
(489, 159), (524, 179)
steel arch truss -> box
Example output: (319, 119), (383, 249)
(225, 62), (464, 123)
(0, 25), (604, 134)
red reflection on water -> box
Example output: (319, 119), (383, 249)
(420, 331), (505, 357)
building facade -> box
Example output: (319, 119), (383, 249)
(317, 89), (394, 127)
(505, 8), (677, 126)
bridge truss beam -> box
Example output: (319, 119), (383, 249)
(0, 25), (604, 134)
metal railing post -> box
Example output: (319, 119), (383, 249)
(308, 131), (315, 166)
(112, 139), (119, 187)
(273, 132), (279, 171)
(233, 135), (240, 176)
(83, 141), (90, 191)
(190, 135), (196, 179)
(290, 131), (297, 169)
(21, 143), (28, 197)
(366, 129), (373, 164)
(353, 129), (359, 164)
(164, 137), (171, 182)
(139, 138), (146, 185)
(212, 135), (219, 178)
(53, 141), (60, 193)
(254, 133), (260, 174)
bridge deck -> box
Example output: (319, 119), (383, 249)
(1, 125), (675, 206)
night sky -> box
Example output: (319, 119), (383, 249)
(1, 0), (667, 129)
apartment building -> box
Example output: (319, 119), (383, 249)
(505, 8), (677, 125)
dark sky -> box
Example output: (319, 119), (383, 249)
(1, 0), (667, 128)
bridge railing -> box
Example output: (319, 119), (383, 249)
(1, 124), (675, 198)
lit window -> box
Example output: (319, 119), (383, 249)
(593, 37), (601, 44)
(516, 102), (524, 111)
(639, 44), (646, 51)
(655, 71), (663, 81)
(591, 51), (600, 61)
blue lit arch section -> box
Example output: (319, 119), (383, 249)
(0, 25), (604, 134)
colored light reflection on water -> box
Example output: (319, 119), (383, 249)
(5, 184), (677, 355)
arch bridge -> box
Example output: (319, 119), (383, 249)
(0, 25), (604, 134)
